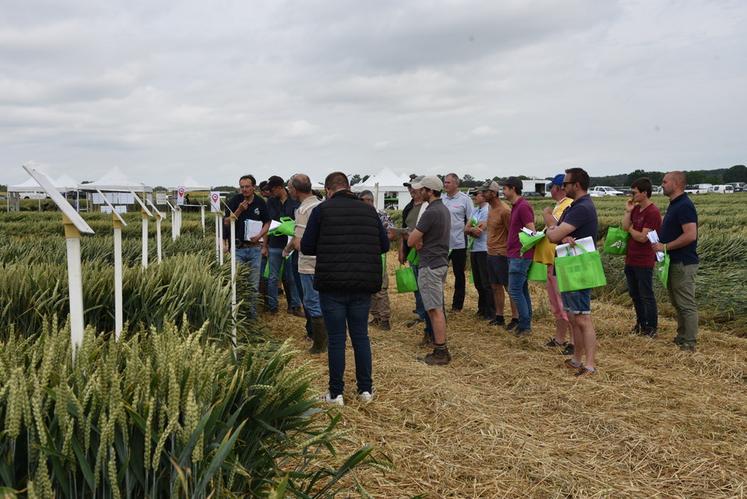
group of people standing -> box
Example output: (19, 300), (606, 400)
(223, 167), (700, 404)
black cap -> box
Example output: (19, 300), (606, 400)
(499, 176), (522, 190)
(266, 175), (285, 189)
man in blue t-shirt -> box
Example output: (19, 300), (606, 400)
(547, 167), (599, 377)
(651, 171), (699, 352)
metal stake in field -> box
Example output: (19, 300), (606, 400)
(97, 189), (127, 340)
(23, 165), (95, 359)
(222, 199), (238, 347)
(132, 191), (153, 269)
(148, 200), (165, 263)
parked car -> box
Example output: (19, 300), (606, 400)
(589, 186), (625, 197)
(694, 183), (713, 194)
(711, 184), (735, 194)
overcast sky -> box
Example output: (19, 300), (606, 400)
(2, 0), (746, 187)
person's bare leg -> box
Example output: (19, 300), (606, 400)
(568, 313), (584, 366)
(575, 314), (596, 369)
(491, 284), (505, 317)
(427, 308), (447, 344)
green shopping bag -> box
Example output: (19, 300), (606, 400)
(263, 259), (270, 278)
(603, 226), (630, 255)
(467, 217), (479, 251)
(395, 265), (418, 293)
(554, 246), (607, 292)
(407, 247), (420, 266)
(519, 231), (545, 255)
(381, 253), (387, 275)
(269, 216), (296, 237)
(528, 262), (548, 282)
(655, 248), (670, 287)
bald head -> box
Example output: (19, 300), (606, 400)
(668, 171), (687, 189)
(662, 170), (687, 199)
(290, 173), (312, 194)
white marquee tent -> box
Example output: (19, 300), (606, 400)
(351, 167), (411, 210)
(7, 172), (81, 211)
(79, 166), (153, 193)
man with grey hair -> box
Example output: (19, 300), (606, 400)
(287, 174), (327, 354)
(442, 173), (473, 312)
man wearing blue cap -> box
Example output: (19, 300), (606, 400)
(536, 174), (573, 354)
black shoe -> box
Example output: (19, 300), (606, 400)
(545, 338), (566, 348)
(561, 343), (575, 356)
(488, 316), (505, 326)
(630, 323), (642, 335)
(505, 319), (519, 331)
(642, 328), (658, 338)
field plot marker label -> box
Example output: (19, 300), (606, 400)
(223, 199), (238, 347)
(131, 191), (153, 269)
(97, 189), (127, 340)
(23, 165), (94, 358)
(148, 200), (165, 263)
(210, 191), (222, 263)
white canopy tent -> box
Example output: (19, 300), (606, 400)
(170, 176), (210, 192)
(351, 167), (411, 210)
(78, 166), (153, 212)
(7, 172), (81, 211)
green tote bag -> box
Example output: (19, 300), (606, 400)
(395, 265), (419, 293)
(528, 262), (548, 282)
(655, 248), (670, 287)
(603, 226), (630, 255)
(555, 246), (607, 292)
(518, 231), (545, 255)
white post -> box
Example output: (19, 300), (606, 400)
(141, 210), (149, 269)
(176, 209), (182, 238)
(214, 213), (221, 263)
(218, 216), (224, 265)
(113, 216), (124, 340)
(200, 205), (206, 234)
(171, 209), (177, 241)
(230, 214), (238, 346)
(63, 214), (85, 357)
(156, 214), (163, 263)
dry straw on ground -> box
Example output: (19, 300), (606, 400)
(266, 264), (747, 498)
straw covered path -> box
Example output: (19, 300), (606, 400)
(266, 268), (747, 497)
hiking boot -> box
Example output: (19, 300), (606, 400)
(564, 358), (584, 371)
(321, 392), (344, 406)
(679, 343), (696, 353)
(505, 318), (519, 331)
(309, 317), (328, 355)
(423, 348), (451, 366)
(574, 367), (597, 377)
(379, 320), (391, 331)
(290, 306), (305, 318)
(488, 316), (505, 326)
(561, 343), (575, 356)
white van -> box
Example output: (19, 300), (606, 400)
(694, 183), (713, 194)
(711, 184), (734, 194)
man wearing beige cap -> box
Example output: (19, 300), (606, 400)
(408, 175), (452, 365)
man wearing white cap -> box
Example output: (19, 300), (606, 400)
(408, 176), (452, 365)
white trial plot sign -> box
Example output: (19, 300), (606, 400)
(96, 189), (127, 226)
(24, 165), (94, 234)
(130, 191), (153, 217)
(176, 186), (186, 206)
(210, 191), (221, 213)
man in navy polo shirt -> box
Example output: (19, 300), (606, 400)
(652, 171), (699, 352)
(547, 167), (599, 376)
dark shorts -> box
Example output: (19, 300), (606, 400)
(487, 254), (509, 286)
(561, 289), (592, 314)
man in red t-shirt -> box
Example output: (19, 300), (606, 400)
(621, 177), (662, 337)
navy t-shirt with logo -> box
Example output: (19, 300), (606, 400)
(224, 194), (270, 242)
(558, 194), (598, 241)
(659, 193), (698, 264)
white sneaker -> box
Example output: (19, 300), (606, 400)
(321, 392), (344, 406)
(358, 391), (374, 403)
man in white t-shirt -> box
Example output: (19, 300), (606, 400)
(287, 174), (326, 354)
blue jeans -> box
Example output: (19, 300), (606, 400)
(267, 247), (301, 311)
(292, 252), (313, 337)
(508, 257), (533, 330)
(299, 274), (322, 318)
(624, 265), (657, 331)
(412, 265), (432, 335)
(319, 292), (373, 397)
(236, 246), (262, 318)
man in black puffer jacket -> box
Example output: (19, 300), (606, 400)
(301, 171), (390, 406)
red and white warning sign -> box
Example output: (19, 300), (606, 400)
(176, 186), (186, 206)
(209, 191), (221, 213)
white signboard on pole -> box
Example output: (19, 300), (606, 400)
(176, 186), (186, 206)
(210, 191), (221, 213)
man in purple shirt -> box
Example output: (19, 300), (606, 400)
(501, 177), (536, 336)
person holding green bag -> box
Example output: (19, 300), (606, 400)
(621, 177), (662, 338)
(547, 168), (599, 377)
(652, 171), (700, 352)
(465, 190), (494, 320)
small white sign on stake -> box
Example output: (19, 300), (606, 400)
(176, 186), (186, 206)
(209, 191), (221, 213)
(23, 165), (94, 359)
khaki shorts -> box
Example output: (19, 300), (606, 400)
(417, 265), (447, 311)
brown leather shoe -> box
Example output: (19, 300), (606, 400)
(423, 348), (451, 365)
